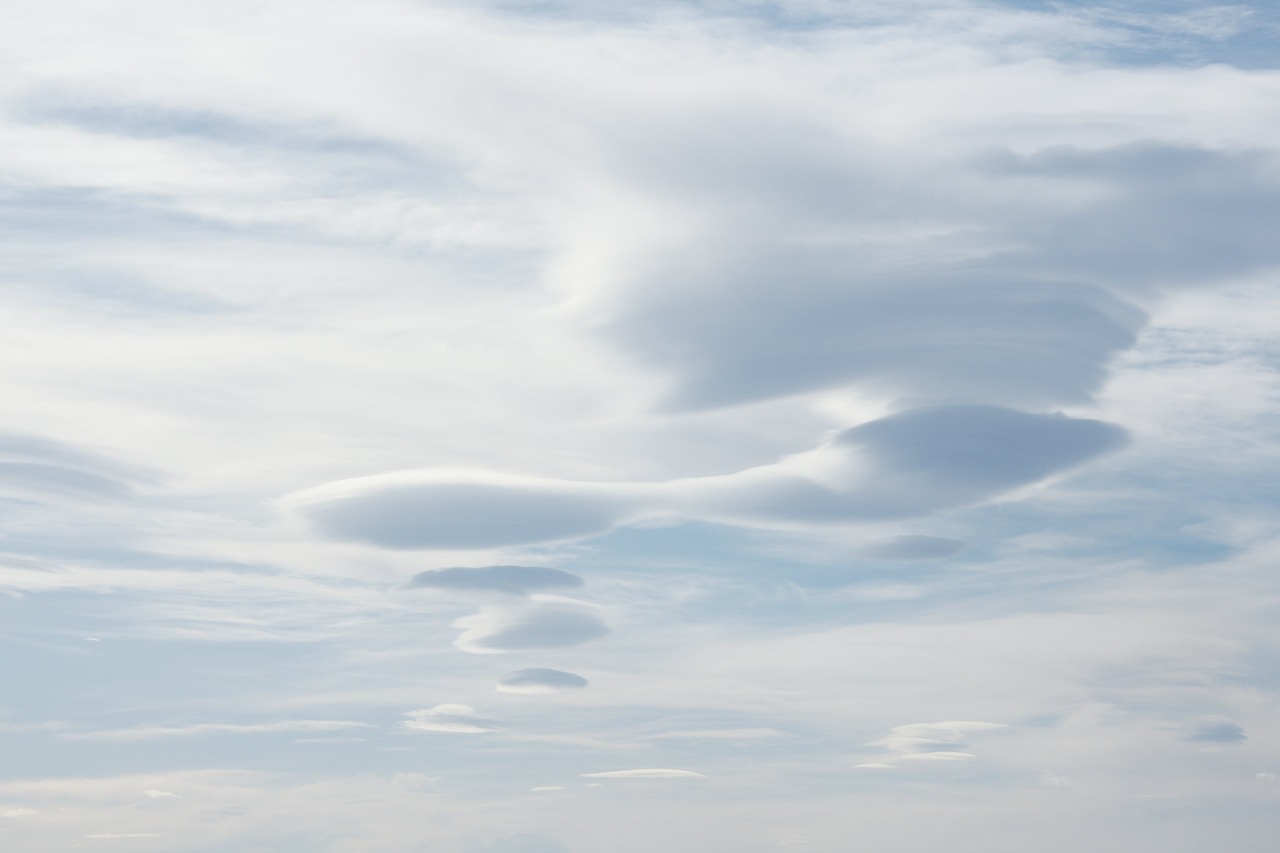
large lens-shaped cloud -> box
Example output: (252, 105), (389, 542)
(286, 406), (1126, 548)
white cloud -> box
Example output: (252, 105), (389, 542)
(61, 720), (372, 741)
(579, 769), (705, 779)
(283, 471), (646, 550)
(402, 704), (502, 734)
(0, 1), (1276, 851)
(453, 597), (610, 654)
(871, 721), (1007, 755)
(287, 405), (1127, 549)
(646, 728), (792, 741)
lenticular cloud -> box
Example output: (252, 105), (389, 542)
(453, 598), (611, 654)
(401, 566), (584, 596)
(285, 406), (1127, 549)
(497, 668), (589, 694)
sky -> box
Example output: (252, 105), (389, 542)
(0, 0), (1279, 850)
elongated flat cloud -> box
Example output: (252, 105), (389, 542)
(453, 598), (611, 654)
(871, 721), (1006, 758)
(401, 566), (584, 596)
(579, 769), (705, 779)
(0, 430), (150, 502)
(402, 704), (503, 734)
(1180, 717), (1248, 743)
(857, 535), (967, 561)
(497, 668), (589, 694)
(61, 720), (372, 741)
(897, 751), (976, 762)
(284, 471), (646, 549)
(287, 406), (1126, 549)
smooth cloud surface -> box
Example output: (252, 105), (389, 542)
(1, 2), (1277, 852)
(288, 406), (1127, 548)
(497, 668), (589, 694)
(401, 565), (584, 596)
(452, 597), (611, 654)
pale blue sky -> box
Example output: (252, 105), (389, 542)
(0, 1), (1278, 851)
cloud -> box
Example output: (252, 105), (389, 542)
(679, 405), (1128, 525)
(141, 789), (180, 799)
(402, 704), (503, 734)
(998, 143), (1280, 291)
(646, 728), (792, 741)
(830, 405), (1127, 516)
(401, 565), (584, 596)
(896, 751), (976, 761)
(579, 769), (705, 779)
(61, 720), (372, 742)
(454, 598), (610, 654)
(602, 262), (1145, 412)
(1180, 716), (1248, 743)
(0, 430), (150, 502)
(856, 535), (967, 561)
(287, 405), (1126, 548)
(283, 471), (645, 549)
(870, 721), (1006, 759)
(496, 668), (589, 694)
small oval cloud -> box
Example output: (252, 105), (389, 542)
(580, 768), (705, 779)
(454, 598), (611, 654)
(497, 668), (589, 694)
(402, 566), (584, 596)
(857, 535), (967, 560)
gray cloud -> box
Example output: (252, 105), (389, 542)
(607, 267), (1143, 412)
(0, 431), (150, 501)
(833, 404), (1129, 517)
(685, 405), (1129, 524)
(496, 668), (589, 694)
(286, 473), (641, 549)
(857, 535), (967, 561)
(401, 566), (584, 596)
(454, 598), (611, 654)
(1180, 716), (1248, 743)
(996, 143), (1280, 291)
(287, 405), (1127, 548)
